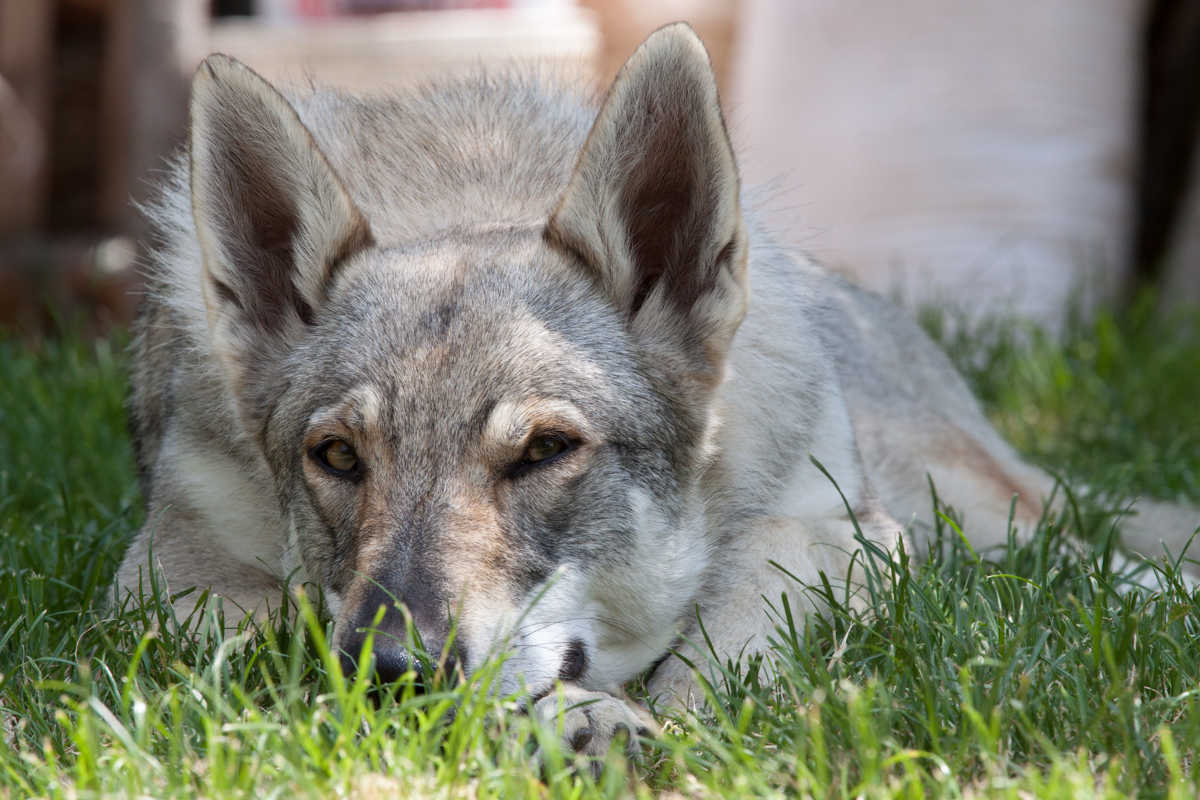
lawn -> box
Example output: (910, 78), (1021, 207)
(2, 296), (1200, 799)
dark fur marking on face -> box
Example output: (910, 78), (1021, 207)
(211, 278), (244, 312)
(416, 280), (466, 339)
(293, 461), (357, 591)
(419, 298), (460, 338)
(355, 515), (454, 639)
(468, 397), (499, 437)
(558, 638), (587, 682)
(489, 521), (555, 590)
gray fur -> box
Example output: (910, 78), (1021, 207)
(116, 24), (1200, 760)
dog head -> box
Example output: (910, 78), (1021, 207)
(187, 24), (747, 695)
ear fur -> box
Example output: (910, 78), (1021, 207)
(189, 55), (373, 416)
(547, 23), (748, 387)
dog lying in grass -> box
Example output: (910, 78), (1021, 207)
(114, 23), (1200, 765)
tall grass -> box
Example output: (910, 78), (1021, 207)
(2, 302), (1199, 798)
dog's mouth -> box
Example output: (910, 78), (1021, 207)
(558, 638), (588, 682)
(517, 636), (592, 707)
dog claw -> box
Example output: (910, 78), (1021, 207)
(533, 686), (658, 772)
(570, 726), (594, 751)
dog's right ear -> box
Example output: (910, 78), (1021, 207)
(189, 55), (373, 422)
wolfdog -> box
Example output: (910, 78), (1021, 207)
(116, 23), (1199, 762)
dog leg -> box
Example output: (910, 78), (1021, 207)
(114, 506), (289, 627)
(648, 511), (903, 711)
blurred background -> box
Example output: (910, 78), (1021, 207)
(0, 0), (1197, 335)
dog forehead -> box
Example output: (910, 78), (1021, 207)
(332, 237), (614, 364)
(338, 235), (549, 333)
(297, 233), (653, 444)
(319, 296), (585, 419)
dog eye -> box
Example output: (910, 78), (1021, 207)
(314, 439), (360, 475)
(507, 434), (574, 478)
(525, 435), (568, 464)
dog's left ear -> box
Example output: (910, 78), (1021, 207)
(547, 23), (748, 389)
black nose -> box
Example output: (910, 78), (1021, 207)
(338, 613), (463, 690)
(339, 628), (416, 685)
(339, 633), (462, 686)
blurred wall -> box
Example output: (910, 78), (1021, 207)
(102, 0), (207, 236)
(729, 0), (1147, 323)
(580, 0), (737, 96)
(0, 0), (54, 238)
(206, 6), (601, 97)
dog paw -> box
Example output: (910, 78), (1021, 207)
(533, 686), (657, 775)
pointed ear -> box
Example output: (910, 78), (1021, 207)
(189, 55), (373, 416)
(546, 23), (748, 388)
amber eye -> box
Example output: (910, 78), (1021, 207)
(523, 435), (569, 466)
(315, 439), (359, 475)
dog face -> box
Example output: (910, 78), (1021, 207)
(187, 26), (746, 694)
(262, 235), (711, 692)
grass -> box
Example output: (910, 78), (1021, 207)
(2, 297), (1200, 799)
